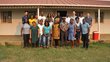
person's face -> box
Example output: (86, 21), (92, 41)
(63, 18), (66, 22)
(35, 15), (38, 19)
(40, 20), (43, 25)
(87, 13), (90, 17)
(41, 12), (44, 16)
(57, 13), (60, 16)
(31, 15), (34, 19)
(32, 22), (36, 26)
(83, 19), (86, 24)
(76, 19), (79, 23)
(80, 13), (83, 17)
(25, 12), (28, 16)
(73, 11), (76, 15)
(70, 19), (74, 24)
(45, 22), (48, 26)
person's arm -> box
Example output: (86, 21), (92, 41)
(74, 25), (76, 36)
(30, 28), (32, 39)
(21, 27), (23, 36)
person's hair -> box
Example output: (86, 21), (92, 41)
(47, 13), (52, 18)
(44, 21), (50, 26)
(75, 17), (79, 20)
(32, 21), (36, 25)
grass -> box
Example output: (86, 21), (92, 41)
(0, 42), (110, 62)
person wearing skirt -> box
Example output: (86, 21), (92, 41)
(68, 18), (76, 48)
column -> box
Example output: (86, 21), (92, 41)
(98, 9), (101, 40)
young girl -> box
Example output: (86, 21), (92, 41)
(68, 18), (76, 48)
(38, 19), (44, 47)
(43, 21), (52, 48)
(30, 21), (40, 47)
(52, 19), (60, 48)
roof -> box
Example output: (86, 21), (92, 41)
(0, 0), (110, 7)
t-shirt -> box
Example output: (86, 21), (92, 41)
(79, 17), (85, 24)
(38, 24), (44, 35)
(29, 19), (36, 26)
(22, 23), (30, 34)
(49, 22), (54, 28)
(43, 26), (51, 34)
(66, 17), (71, 23)
(60, 22), (69, 32)
(81, 22), (90, 34)
(85, 16), (92, 25)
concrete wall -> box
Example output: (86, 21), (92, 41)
(0, 9), (110, 35)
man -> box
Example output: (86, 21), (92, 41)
(54, 12), (62, 23)
(71, 11), (77, 24)
(38, 12), (46, 25)
(22, 11), (29, 24)
(79, 13), (85, 24)
(60, 17), (69, 47)
(65, 14), (70, 23)
(81, 19), (90, 49)
(85, 13), (92, 27)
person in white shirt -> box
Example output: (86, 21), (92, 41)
(38, 12), (46, 25)
(79, 13), (85, 24)
(38, 19), (44, 47)
(65, 15), (70, 23)
(21, 20), (30, 48)
(70, 11), (77, 24)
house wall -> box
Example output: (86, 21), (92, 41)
(0, 9), (110, 35)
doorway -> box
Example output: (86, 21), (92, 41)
(57, 11), (67, 17)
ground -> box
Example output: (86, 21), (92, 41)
(0, 42), (110, 62)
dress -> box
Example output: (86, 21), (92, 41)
(31, 26), (39, 43)
(53, 24), (60, 39)
(68, 23), (75, 41)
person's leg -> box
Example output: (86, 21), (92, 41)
(43, 35), (46, 47)
(45, 35), (48, 47)
(71, 40), (74, 48)
(26, 34), (30, 47)
(64, 31), (68, 46)
(23, 34), (26, 48)
(82, 34), (86, 48)
(85, 34), (89, 49)
(60, 31), (64, 47)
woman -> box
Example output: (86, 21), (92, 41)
(75, 17), (81, 47)
(21, 19), (30, 48)
(30, 21), (40, 47)
(52, 19), (60, 48)
(29, 15), (36, 26)
(68, 18), (76, 48)
(43, 21), (52, 48)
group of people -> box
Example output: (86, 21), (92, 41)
(21, 11), (92, 49)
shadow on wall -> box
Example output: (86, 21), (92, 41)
(15, 22), (22, 35)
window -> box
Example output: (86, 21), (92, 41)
(95, 12), (104, 23)
(1, 11), (12, 23)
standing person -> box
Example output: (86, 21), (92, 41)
(22, 11), (29, 24)
(60, 17), (69, 47)
(71, 11), (77, 24)
(39, 12), (46, 25)
(38, 19), (44, 47)
(30, 21), (40, 48)
(75, 17), (81, 47)
(46, 13), (53, 22)
(52, 19), (60, 48)
(81, 19), (90, 49)
(43, 21), (52, 48)
(21, 19), (30, 48)
(85, 13), (92, 27)
(68, 19), (76, 48)
(29, 15), (36, 26)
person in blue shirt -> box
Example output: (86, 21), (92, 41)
(81, 18), (90, 49)
(43, 21), (52, 48)
(22, 11), (29, 24)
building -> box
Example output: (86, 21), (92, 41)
(0, 0), (110, 39)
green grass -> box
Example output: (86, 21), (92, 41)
(0, 42), (110, 62)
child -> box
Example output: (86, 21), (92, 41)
(43, 21), (52, 48)
(52, 19), (60, 48)
(81, 19), (90, 49)
(30, 21), (40, 47)
(38, 19), (44, 47)
(68, 19), (76, 48)
(75, 17), (81, 47)
(60, 17), (69, 47)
